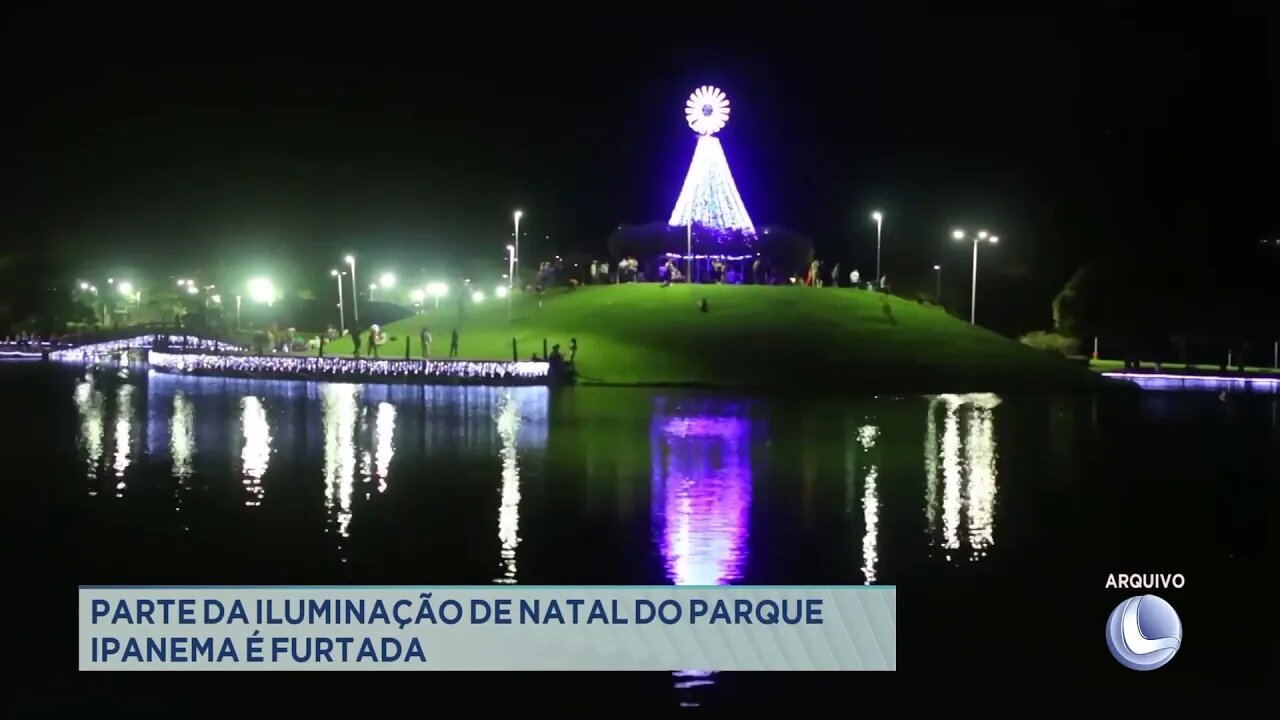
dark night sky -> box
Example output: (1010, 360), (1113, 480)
(2, 7), (1276, 333)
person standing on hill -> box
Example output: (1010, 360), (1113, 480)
(351, 328), (362, 357)
(831, 262), (842, 287)
(449, 329), (459, 358)
(420, 327), (432, 359)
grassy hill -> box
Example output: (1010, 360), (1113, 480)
(325, 284), (1110, 392)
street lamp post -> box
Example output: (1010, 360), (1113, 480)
(506, 244), (516, 320)
(871, 211), (884, 283)
(952, 229), (999, 324)
(369, 283), (378, 302)
(330, 269), (346, 333)
(235, 295), (242, 331)
(513, 210), (523, 286)
(427, 282), (446, 309)
(933, 265), (942, 305)
(345, 255), (359, 327)
(686, 220), (693, 282)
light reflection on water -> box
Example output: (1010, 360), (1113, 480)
(64, 372), (1019, 704)
(73, 375), (104, 491)
(374, 402), (396, 495)
(172, 392), (194, 528)
(924, 393), (1001, 563)
(112, 384), (134, 497)
(856, 424), (881, 585)
(241, 396), (271, 507)
(323, 384), (359, 552)
(494, 391), (522, 584)
(127, 376), (549, 566)
(650, 400), (755, 708)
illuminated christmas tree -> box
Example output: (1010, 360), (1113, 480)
(667, 86), (756, 237)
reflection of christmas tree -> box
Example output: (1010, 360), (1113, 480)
(667, 86), (756, 238)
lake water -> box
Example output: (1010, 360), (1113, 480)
(7, 361), (1275, 710)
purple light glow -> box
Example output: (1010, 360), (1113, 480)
(668, 87), (754, 235)
(685, 85), (730, 136)
(662, 252), (759, 261)
(668, 136), (756, 235)
(651, 406), (753, 586)
(148, 350), (550, 384)
(50, 335), (245, 361)
(1104, 371), (1278, 393)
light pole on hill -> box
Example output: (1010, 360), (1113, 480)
(506, 244), (516, 320)
(330, 269), (346, 334)
(952, 229), (999, 325)
(871, 211), (884, 284)
(686, 220), (693, 282)
(345, 255), (359, 327)
(933, 265), (942, 305)
(513, 210), (523, 286)
(507, 244), (516, 290)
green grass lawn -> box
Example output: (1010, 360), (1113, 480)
(324, 283), (1108, 392)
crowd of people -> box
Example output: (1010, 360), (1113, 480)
(802, 259), (891, 292)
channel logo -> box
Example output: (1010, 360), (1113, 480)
(1105, 594), (1182, 671)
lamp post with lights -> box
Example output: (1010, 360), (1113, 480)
(344, 255), (359, 327)
(871, 211), (884, 283)
(952, 229), (1000, 324)
(513, 210), (522, 286)
(330, 269), (346, 333)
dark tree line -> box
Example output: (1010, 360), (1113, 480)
(1050, 242), (1278, 364)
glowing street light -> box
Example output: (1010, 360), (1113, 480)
(495, 285), (509, 299)
(427, 282), (448, 308)
(379, 272), (396, 289)
(472, 290), (485, 303)
(330, 269), (346, 333)
(186, 285), (199, 295)
(409, 289), (425, 305)
(116, 281), (139, 321)
(79, 281), (89, 290)
(344, 254), (359, 326)
(506, 244), (516, 290)
(871, 211), (884, 282)
(953, 229), (1000, 324)
(248, 277), (276, 306)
